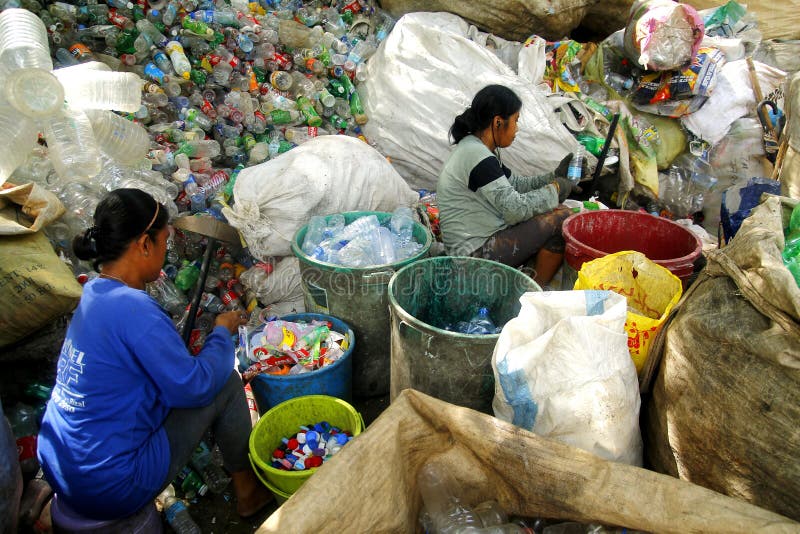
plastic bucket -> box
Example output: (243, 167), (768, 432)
(291, 211), (432, 397)
(387, 257), (540, 414)
(248, 395), (364, 498)
(562, 210), (702, 284)
(249, 313), (355, 413)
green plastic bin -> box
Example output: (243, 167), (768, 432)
(248, 395), (364, 500)
(291, 211), (432, 397)
(388, 257), (540, 414)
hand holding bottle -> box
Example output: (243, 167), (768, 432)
(215, 309), (248, 334)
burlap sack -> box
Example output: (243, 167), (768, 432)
(257, 389), (797, 533)
(378, 0), (598, 42)
(644, 196), (800, 521)
(583, 0), (800, 42)
(0, 183), (80, 349)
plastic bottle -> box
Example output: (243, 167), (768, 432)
(604, 72), (634, 95)
(175, 465), (208, 499)
(0, 8), (53, 77)
(390, 206), (414, 249)
(339, 215), (380, 241)
(189, 441), (230, 494)
(165, 41), (192, 80)
(43, 107), (103, 182)
(464, 308), (498, 335)
(0, 104), (39, 186)
(85, 110), (150, 165)
(297, 96), (323, 127)
(157, 485), (201, 534)
(51, 61), (143, 114)
(3, 67), (64, 120)
(302, 215), (328, 254)
(567, 145), (585, 185)
(174, 260), (201, 291)
(417, 461), (482, 533)
(148, 271), (187, 314)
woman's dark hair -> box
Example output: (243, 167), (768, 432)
(449, 85), (523, 144)
(73, 188), (168, 271)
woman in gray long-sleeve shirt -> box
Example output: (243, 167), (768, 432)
(437, 84), (577, 286)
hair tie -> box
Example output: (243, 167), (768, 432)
(85, 227), (98, 254)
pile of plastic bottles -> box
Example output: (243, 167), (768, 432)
(301, 207), (423, 267)
(270, 420), (352, 471)
(2, 0), (398, 267)
(240, 318), (348, 379)
(154, 440), (232, 532)
(440, 306), (501, 335)
(783, 203), (800, 287)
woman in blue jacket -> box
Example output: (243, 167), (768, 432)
(37, 188), (271, 520)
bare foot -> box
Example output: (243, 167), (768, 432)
(231, 469), (274, 518)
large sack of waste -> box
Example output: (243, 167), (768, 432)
(492, 291), (642, 466)
(258, 389), (798, 533)
(0, 183), (82, 349)
(223, 135), (418, 260)
(779, 70), (800, 199)
(584, 0), (800, 42)
(378, 0), (597, 42)
(360, 12), (576, 191)
(645, 196), (800, 522)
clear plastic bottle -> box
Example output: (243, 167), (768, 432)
(54, 63), (144, 113)
(147, 271), (187, 314)
(390, 206), (414, 249)
(189, 441), (230, 494)
(567, 145), (585, 185)
(4, 68), (65, 119)
(464, 308), (498, 335)
(0, 104), (38, 186)
(43, 107), (103, 182)
(338, 214), (380, 241)
(604, 72), (634, 95)
(417, 461), (481, 534)
(0, 8), (53, 77)
(85, 109), (150, 165)
(157, 486), (201, 534)
(302, 215), (328, 255)
(165, 40), (192, 80)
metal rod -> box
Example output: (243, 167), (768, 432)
(590, 112), (621, 192)
(181, 236), (217, 347)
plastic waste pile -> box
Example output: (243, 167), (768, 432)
(417, 461), (643, 533)
(301, 207), (423, 267)
(535, 0), (785, 231)
(269, 420), (352, 471)
(0, 0), (397, 285)
(240, 318), (349, 379)
(439, 306), (501, 335)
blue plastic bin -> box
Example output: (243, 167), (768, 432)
(249, 313), (355, 414)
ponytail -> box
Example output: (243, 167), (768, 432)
(448, 85), (523, 144)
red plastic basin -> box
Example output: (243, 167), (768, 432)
(562, 210), (702, 283)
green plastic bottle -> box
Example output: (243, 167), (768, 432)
(174, 260), (201, 292)
(297, 96), (322, 127)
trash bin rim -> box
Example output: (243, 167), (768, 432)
(562, 210), (702, 267)
(387, 256), (539, 339)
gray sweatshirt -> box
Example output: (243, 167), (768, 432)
(437, 135), (558, 256)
